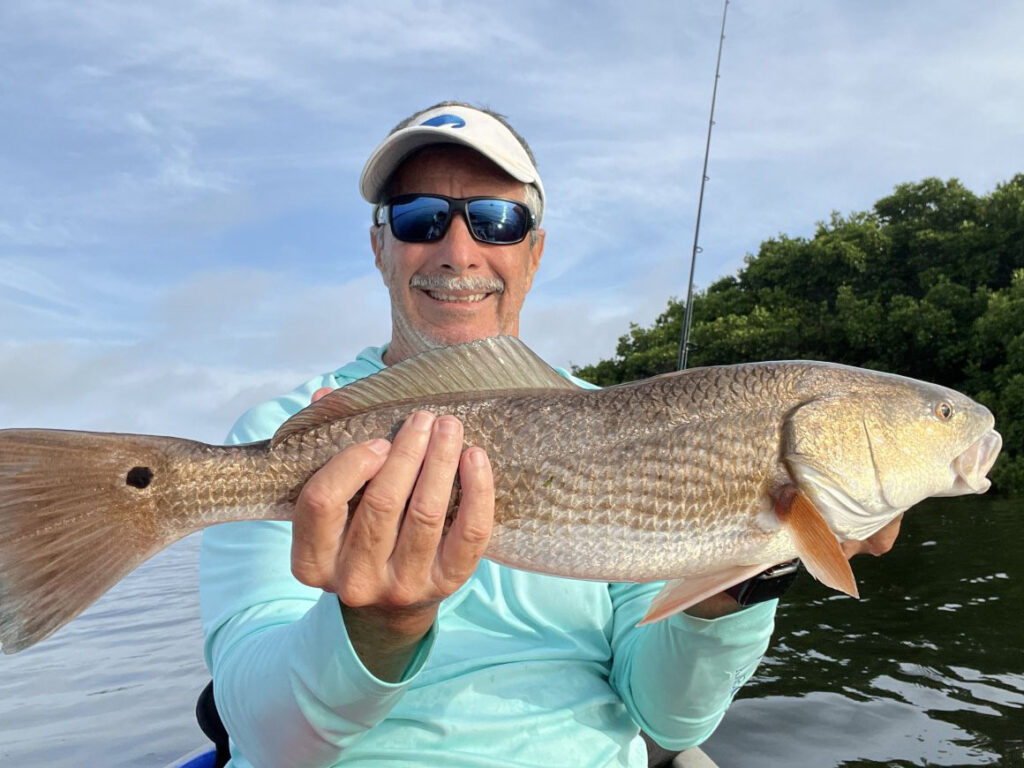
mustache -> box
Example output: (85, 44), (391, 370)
(409, 274), (505, 294)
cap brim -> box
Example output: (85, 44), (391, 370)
(359, 128), (540, 204)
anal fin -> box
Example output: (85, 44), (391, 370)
(638, 563), (772, 625)
(778, 487), (858, 599)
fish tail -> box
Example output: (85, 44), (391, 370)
(0, 428), (202, 654)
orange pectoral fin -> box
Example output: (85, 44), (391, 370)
(778, 487), (858, 599)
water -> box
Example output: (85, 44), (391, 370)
(704, 497), (1023, 767)
(0, 534), (210, 766)
(0, 498), (1020, 767)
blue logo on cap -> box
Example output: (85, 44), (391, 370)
(420, 114), (466, 129)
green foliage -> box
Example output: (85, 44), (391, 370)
(573, 176), (1024, 494)
(576, 300), (685, 386)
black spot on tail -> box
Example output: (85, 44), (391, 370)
(126, 466), (153, 489)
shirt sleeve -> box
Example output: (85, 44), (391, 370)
(606, 580), (776, 750)
(199, 387), (436, 767)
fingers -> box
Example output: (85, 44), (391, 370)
(864, 513), (902, 556)
(389, 417), (464, 589)
(338, 411), (438, 595)
(841, 513), (904, 559)
(293, 409), (496, 613)
(437, 447), (494, 590)
(291, 438), (391, 589)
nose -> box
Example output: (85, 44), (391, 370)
(434, 212), (481, 272)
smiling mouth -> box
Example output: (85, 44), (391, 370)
(411, 274), (505, 304)
(421, 289), (492, 303)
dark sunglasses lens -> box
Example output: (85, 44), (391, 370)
(466, 200), (530, 244)
(390, 197), (451, 242)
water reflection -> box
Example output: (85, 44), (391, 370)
(704, 497), (1023, 767)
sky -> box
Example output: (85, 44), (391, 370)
(2, 0), (1023, 443)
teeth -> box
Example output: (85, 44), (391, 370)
(425, 291), (488, 302)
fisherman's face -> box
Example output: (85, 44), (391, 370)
(372, 146), (545, 365)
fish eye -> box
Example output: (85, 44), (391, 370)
(935, 402), (954, 421)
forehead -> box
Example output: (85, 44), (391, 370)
(387, 145), (524, 199)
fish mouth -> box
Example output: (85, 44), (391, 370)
(946, 429), (1002, 495)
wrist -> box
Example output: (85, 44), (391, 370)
(725, 559), (800, 606)
(683, 591), (743, 620)
(341, 601), (438, 647)
(340, 601), (438, 683)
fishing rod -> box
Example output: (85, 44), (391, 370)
(677, 0), (729, 371)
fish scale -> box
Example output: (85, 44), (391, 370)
(253, 377), (785, 581)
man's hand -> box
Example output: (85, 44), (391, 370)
(687, 513), (906, 620)
(290, 408), (495, 682)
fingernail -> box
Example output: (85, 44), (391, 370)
(366, 438), (390, 455)
(436, 416), (460, 435)
(469, 447), (488, 467)
(412, 410), (435, 430)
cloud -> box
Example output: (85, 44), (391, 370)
(0, 337), (320, 442)
(0, 217), (81, 248)
(151, 267), (390, 364)
(0, 263), (393, 441)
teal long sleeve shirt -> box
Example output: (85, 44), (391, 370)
(200, 344), (777, 767)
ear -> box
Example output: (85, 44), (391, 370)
(525, 228), (545, 290)
(370, 224), (384, 271)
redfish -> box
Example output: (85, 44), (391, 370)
(0, 337), (1001, 653)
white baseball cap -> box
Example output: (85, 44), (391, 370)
(359, 104), (545, 211)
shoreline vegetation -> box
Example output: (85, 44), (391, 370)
(573, 175), (1024, 495)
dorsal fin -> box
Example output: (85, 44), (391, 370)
(271, 336), (578, 446)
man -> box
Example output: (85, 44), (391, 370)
(200, 102), (900, 767)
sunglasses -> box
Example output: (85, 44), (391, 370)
(375, 194), (537, 245)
